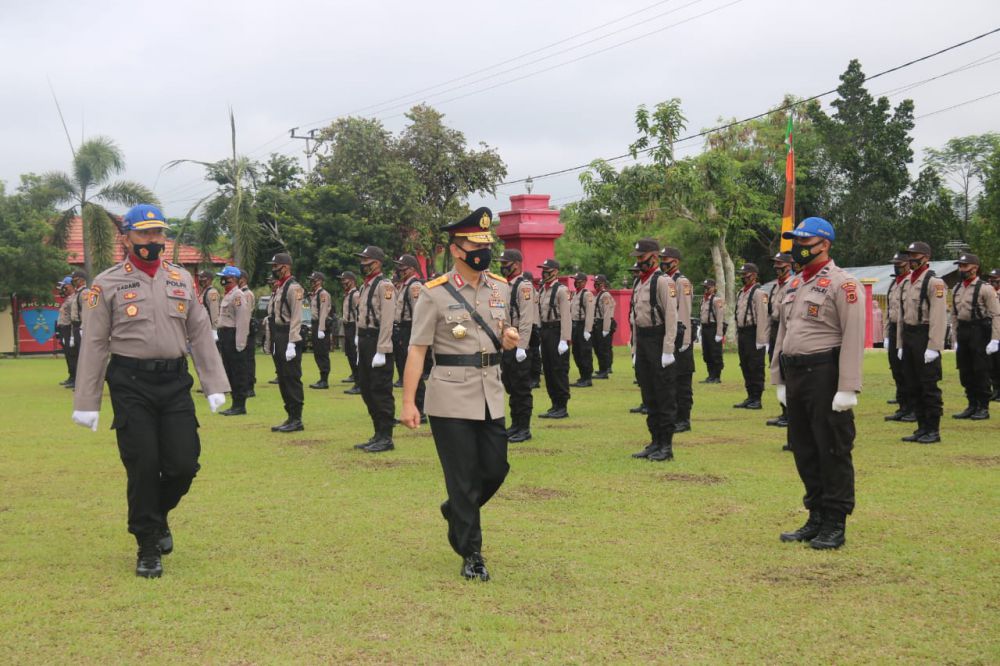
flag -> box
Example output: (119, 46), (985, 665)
(779, 114), (795, 252)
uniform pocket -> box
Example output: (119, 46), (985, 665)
(430, 365), (466, 383)
(800, 290), (827, 320)
(825, 409), (856, 457)
(166, 296), (190, 320)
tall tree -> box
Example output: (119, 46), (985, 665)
(923, 132), (1000, 240)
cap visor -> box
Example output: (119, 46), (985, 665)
(130, 220), (169, 230)
(455, 232), (494, 243)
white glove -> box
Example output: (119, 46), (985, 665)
(354, 334), (359, 347)
(583, 331), (591, 342)
(557, 340), (569, 355)
(776, 385), (787, 406)
(715, 335), (723, 343)
(212, 329), (219, 343)
(988, 340), (1000, 355)
(952, 341), (958, 352)
(679, 343), (690, 352)
(372, 352), (386, 368)
(207, 393), (226, 413)
(602, 330), (609, 337)
(515, 348), (527, 362)
(318, 330), (325, 340)
(883, 337), (890, 348)
(923, 349), (939, 364)
(661, 353), (675, 367)
(631, 353), (636, 367)
(69, 335), (75, 348)
(897, 348), (903, 361)
(756, 343), (766, 351)
(832, 391), (857, 412)
(72, 410), (99, 432)
(285, 342), (296, 361)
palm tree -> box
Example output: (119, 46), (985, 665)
(44, 137), (157, 276)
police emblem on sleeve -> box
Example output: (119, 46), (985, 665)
(384, 285), (394, 300)
(87, 286), (102, 308)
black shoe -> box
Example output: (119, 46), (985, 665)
(271, 419), (290, 432)
(440, 501), (450, 521)
(709, 377), (721, 384)
(529, 380), (540, 389)
(699, 377), (714, 384)
(508, 429), (532, 443)
(629, 405), (649, 414)
(268, 378), (279, 384)
(538, 407), (568, 419)
(461, 553), (490, 582)
(392, 379), (404, 388)
(744, 400), (762, 410)
(220, 406), (247, 416)
(884, 409), (907, 421)
(887, 398), (898, 405)
(952, 405), (976, 419)
(59, 378), (71, 386)
(364, 437), (395, 453)
(780, 510), (823, 543)
(969, 408), (990, 420)
(135, 537), (163, 578)
(309, 380), (329, 389)
(344, 386), (362, 395)
(673, 420), (691, 433)
(341, 375), (355, 383)
(572, 379), (592, 388)
(632, 442), (657, 459)
(274, 419), (304, 433)
(781, 443), (793, 452)
(157, 526), (173, 555)
(733, 399), (751, 409)
(246, 389), (256, 398)
(901, 428), (928, 442)
(63, 382), (75, 389)
(809, 512), (846, 550)
(648, 444), (674, 462)
(593, 372), (609, 379)
(766, 415), (787, 427)
(899, 411), (917, 422)
(916, 431), (941, 444)
(354, 435), (378, 450)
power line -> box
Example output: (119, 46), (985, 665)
(915, 88), (1000, 119)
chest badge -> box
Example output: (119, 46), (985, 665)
(451, 323), (467, 339)
(177, 302), (186, 313)
(123, 292), (137, 300)
(125, 304), (139, 317)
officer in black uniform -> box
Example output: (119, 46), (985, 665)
(238, 272), (257, 397)
(307, 271), (333, 389)
(950, 253), (1000, 420)
(340, 271), (362, 394)
(499, 249), (536, 442)
(354, 246), (397, 452)
(266, 253), (306, 432)
(884, 252), (914, 422)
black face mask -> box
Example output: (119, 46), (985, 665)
(908, 257), (924, 270)
(741, 274), (755, 286)
(637, 257), (656, 271)
(500, 263), (515, 277)
(462, 247), (492, 272)
(775, 266), (790, 278)
(133, 242), (165, 261)
(791, 241), (820, 266)
(542, 269), (557, 282)
(893, 264), (906, 277)
(959, 270), (974, 281)
(271, 268), (284, 280)
(360, 262), (377, 277)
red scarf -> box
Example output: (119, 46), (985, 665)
(910, 264), (929, 283)
(128, 253), (160, 278)
(800, 259), (832, 284)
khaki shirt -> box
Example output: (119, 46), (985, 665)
(410, 270), (510, 420)
(73, 260), (230, 411)
(668, 271), (694, 347)
(768, 278), (791, 323)
(310, 288), (332, 333)
(58, 296), (73, 326)
(69, 288), (88, 324)
(508, 274), (536, 350)
(357, 275), (396, 353)
(700, 293), (725, 339)
(951, 278), (1000, 339)
(342, 288), (359, 324)
(770, 260), (864, 393)
(884, 275), (907, 337)
(267, 278), (305, 343)
(632, 271), (678, 355)
(571, 289), (596, 331)
(896, 267), (947, 352)
(538, 279), (572, 341)
(736, 282), (770, 345)
(394, 277), (423, 324)
(201, 286), (221, 329)
(219, 287), (251, 352)
(595, 290), (615, 334)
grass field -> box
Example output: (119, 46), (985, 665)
(0, 348), (997, 664)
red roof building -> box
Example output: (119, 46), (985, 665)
(63, 216), (228, 271)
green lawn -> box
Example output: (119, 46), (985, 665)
(0, 349), (997, 664)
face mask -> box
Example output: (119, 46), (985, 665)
(133, 242), (165, 261)
(360, 262), (377, 277)
(500, 263), (515, 277)
(791, 241), (820, 266)
(637, 257), (656, 271)
(462, 247), (492, 272)
(893, 265), (905, 277)
(543, 269), (557, 282)
(271, 268), (285, 280)
(775, 266), (789, 278)
(741, 274), (755, 285)
(908, 257), (924, 270)
(959, 270), (973, 281)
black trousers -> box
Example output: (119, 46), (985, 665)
(246, 337), (257, 387)
(529, 326), (542, 382)
(106, 359), (201, 539)
(501, 348), (533, 430)
(392, 324), (406, 381)
(901, 324), (943, 431)
(992, 345), (1000, 398)
(430, 414), (509, 557)
(571, 321), (594, 380)
(218, 327), (250, 403)
(737, 326), (765, 401)
(955, 321), (992, 407)
(785, 358), (856, 515)
(634, 331), (677, 443)
(66, 323), (81, 380)
(886, 323), (908, 410)
(592, 321), (614, 373)
(357, 333), (394, 437)
(343, 322), (358, 380)
(394, 322), (425, 410)
(271, 326), (304, 420)
(700, 325), (724, 379)
(311, 322), (330, 380)
(674, 331), (695, 422)
(57, 325), (72, 378)
(540, 324), (570, 409)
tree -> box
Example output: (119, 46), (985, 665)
(896, 167), (962, 259)
(0, 176), (72, 302)
(923, 133), (1000, 240)
(969, 146), (1000, 268)
(42, 137), (157, 276)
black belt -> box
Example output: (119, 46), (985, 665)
(434, 352), (501, 368)
(737, 325), (756, 332)
(358, 328), (379, 339)
(110, 354), (186, 373)
(780, 348), (840, 369)
(903, 324), (929, 331)
(636, 325), (665, 338)
(957, 319), (990, 327)
(541, 321), (561, 329)
(396, 321), (412, 328)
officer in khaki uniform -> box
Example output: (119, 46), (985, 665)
(340, 271), (362, 394)
(570, 272), (596, 387)
(766, 253), (794, 428)
(592, 275), (616, 379)
(949, 253), (1000, 420)
(883, 252), (914, 422)
(198, 270), (221, 343)
(628, 238), (679, 462)
(734, 262), (770, 409)
(65, 270), (89, 389)
(401, 207), (519, 582)
(238, 273), (257, 396)
(772, 217), (864, 550)
(660, 247), (695, 432)
(306, 271), (333, 389)
(896, 241), (947, 444)
(990, 268), (1000, 402)
(57, 276), (75, 385)
(524, 270), (542, 388)
(216, 266), (252, 416)
(71, 204), (229, 578)
(537, 259), (572, 418)
(699, 278), (725, 383)
(392, 255), (427, 416)
(266, 253), (306, 433)
(354, 246), (397, 452)
(498, 249), (536, 442)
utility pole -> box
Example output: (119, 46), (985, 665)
(289, 127), (320, 175)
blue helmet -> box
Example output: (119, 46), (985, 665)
(782, 216), (834, 242)
(122, 204), (169, 231)
(216, 266), (242, 279)
(60, 276), (72, 285)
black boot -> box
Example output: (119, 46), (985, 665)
(341, 375), (355, 383)
(970, 403), (990, 420)
(884, 409), (907, 421)
(648, 436), (674, 462)
(461, 552), (490, 581)
(952, 404), (976, 419)
(899, 411), (917, 422)
(673, 420), (691, 433)
(135, 536), (163, 578)
(901, 424), (928, 442)
(365, 431), (395, 453)
(780, 510), (823, 542)
(220, 398), (247, 416)
(631, 441), (658, 459)
(274, 418), (304, 433)
(344, 385), (362, 395)
(158, 522), (173, 555)
(354, 434), (378, 450)
(629, 404), (648, 414)
(809, 511), (847, 550)
(309, 378), (329, 389)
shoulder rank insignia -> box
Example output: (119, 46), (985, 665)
(817, 278), (831, 288)
(426, 275), (448, 289)
(488, 271), (507, 284)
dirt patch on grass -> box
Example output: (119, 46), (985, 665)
(542, 423), (586, 429)
(283, 439), (325, 448)
(513, 446), (562, 456)
(352, 458), (421, 470)
(756, 562), (912, 586)
(502, 486), (571, 501)
(659, 472), (726, 485)
(951, 454), (1000, 467)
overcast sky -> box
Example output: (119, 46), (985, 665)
(3, 0), (999, 218)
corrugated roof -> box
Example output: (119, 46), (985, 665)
(62, 216), (227, 267)
(841, 261), (960, 295)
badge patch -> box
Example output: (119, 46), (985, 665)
(177, 302), (186, 313)
(410, 284), (421, 299)
(125, 304), (139, 317)
(87, 288), (101, 308)
(762, 294), (769, 304)
(452, 323), (467, 339)
(669, 286), (677, 297)
(817, 278), (831, 288)
(209, 292), (218, 301)
(807, 304), (819, 317)
(521, 286), (532, 301)
(169, 271), (180, 280)
(235, 297), (242, 306)
(791, 278), (800, 289)
(935, 285), (945, 298)
(453, 273), (464, 288)
(123, 292), (137, 300)
(846, 291), (858, 303)
(384, 285), (393, 300)
(684, 284), (692, 296)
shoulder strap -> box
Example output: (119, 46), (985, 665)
(649, 273), (662, 326)
(918, 272), (932, 322)
(280, 279), (296, 321)
(972, 280), (984, 320)
(708, 294), (716, 323)
(743, 284), (760, 326)
(510, 276), (525, 322)
(547, 282), (562, 319)
(441, 281), (503, 351)
(364, 277), (383, 327)
(402, 277), (422, 319)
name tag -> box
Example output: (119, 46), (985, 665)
(448, 304), (463, 310)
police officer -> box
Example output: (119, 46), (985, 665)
(57, 276), (75, 386)
(263, 276), (281, 385)
(765, 253), (793, 428)
(392, 254), (427, 415)
(950, 253), (1000, 420)
(400, 207), (519, 581)
(990, 268), (1000, 402)
(71, 204), (229, 578)
(660, 247), (694, 432)
(266, 253), (306, 433)
(198, 270), (221, 344)
(65, 270), (89, 389)
(354, 246), (397, 452)
(537, 259), (572, 418)
(897, 241), (947, 444)
(628, 262), (650, 415)
(307, 271), (333, 389)
(734, 263), (769, 409)
(883, 252), (914, 423)
(628, 238), (679, 461)
(499, 249), (536, 442)
(772, 216), (864, 550)
(524, 270), (542, 389)
(699, 278), (725, 383)
(238, 272), (257, 397)
(592, 275), (616, 379)
(216, 266), (252, 416)
(340, 271), (362, 394)
(570, 272), (596, 387)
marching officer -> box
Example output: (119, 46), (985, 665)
(765, 252), (793, 428)
(699, 278), (725, 383)
(537, 258), (572, 418)
(498, 249), (536, 442)
(65, 270), (89, 389)
(57, 276), (75, 386)
(524, 270), (542, 389)
(392, 254), (427, 416)
(197, 270), (221, 344)
(772, 216), (864, 550)
(628, 238), (678, 461)
(592, 275), (616, 379)
(71, 203), (229, 578)
(734, 262), (769, 410)
(897, 241), (947, 444)
(307, 271), (333, 389)
(215, 266), (252, 416)
(570, 272), (596, 387)
(354, 246), (397, 452)
(266, 252), (306, 433)
(238, 272), (257, 397)
(660, 247), (694, 432)
(340, 271), (362, 394)
(400, 207), (519, 582)
(991, 268), (1000, 402)
(884, 252), (914, 423)
(950, 253), (1000, 420)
